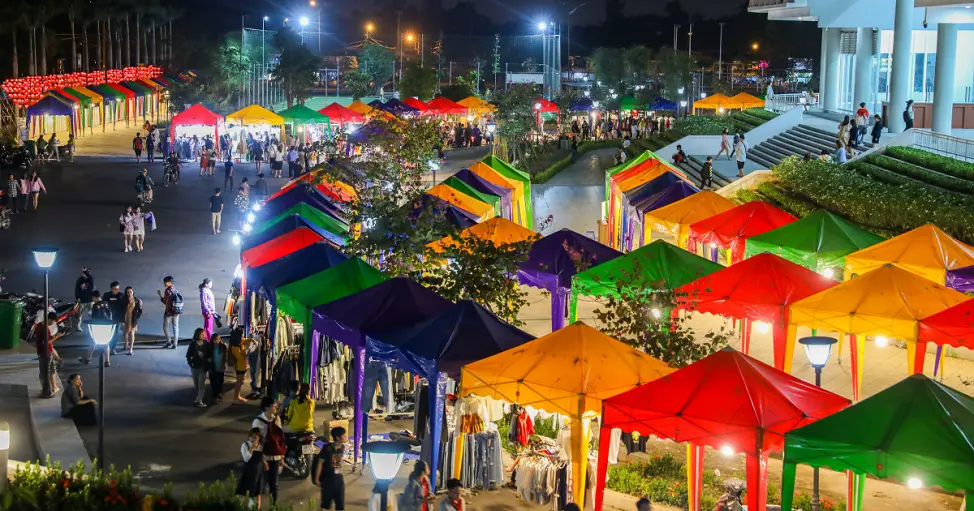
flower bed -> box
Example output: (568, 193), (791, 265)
(864, 154), (974, 195)
(884, 146), (974, 181)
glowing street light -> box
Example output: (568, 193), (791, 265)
(798, 335), (838, 511)
(309, 0), (316, 5)
(537, 21), (547, 31)
(363, 441), (410, 511)
(366, 22), (375, 34)
(405, 33), (415, 42)
(263, 15), (268, 21)
(300, 16), (309, 26)
(752, 43), (759, 51)
(720, 445), (735, 457)
(88, 317), (116, 469)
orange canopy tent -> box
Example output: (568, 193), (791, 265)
(692, 94), (742, 112)
(643, 191), (737, 249)
(426, 183), (495, 223)
(843, 224), (974, 284)
(458, 96), (495, 117)
(346, 100), (376, 115)
(427, 216), (539, 253)
(264, 170), (356, 204)
(688, 202), (798, 264)
(729, 92), (765, 109)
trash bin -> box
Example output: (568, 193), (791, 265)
(0, 299), (24, 349)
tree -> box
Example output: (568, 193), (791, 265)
(399, 64), (437, 101)
(622, 45), (653, 86)
(555, 88), (582, 129)
(491, 34), (501, 87)
(591, 267), (732, 368)
(590, 47), (626, 92)
(271, 27), (318, 108)
(658, 46), (693, 100)
(492, 84), (537, 163)
(345, 42), (395, 98)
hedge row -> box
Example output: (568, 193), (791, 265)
(865, 154), (974, 195)
(744, 108), (780, 121)
(847, 161), (913, 187)
(884, 145), (974, 181)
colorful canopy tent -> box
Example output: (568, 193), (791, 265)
(642, 191), (736, 250)
(106, 83), (140, 120)
(517, 229), (624, 331)
(226, 104), (285, 141)
(26, 95), (77, 138)
(278, 104), (330, 124)
(312, 277), (453, 470)
(676, 253), (838, 369)
(461, 322), (673, 505)
(618, 96), (644, 111)
(121, 80), (157, 119)
(404, 194), (478, 230)
(451, 168), (514, 221)
(458, 96), (495, 117)
(442, 176), (501, 216)
(427, 96), (468, 116)
(917, 299), (974, 377)
(649, 96), (679, 111)
(482, 156), (533, 229)
(249, 202), (350, 249)
(259, 185), (349, 231)
(276, 258), (388, 384)
(692, 93), (742, 112)
(569, 240), (723, 322)
(603, 151), (687, 212)
(688, 201), (798, 264)
(346, 99), (376, 115)
(947, 265), (974, 292)
(87, 84), (128, 127)
(843, 224), (974, 284)
(607, 158), (688, 249)
(469, 162), (528, 227)
(788, 264), (970, 401)
(170, 104), (222, 151)
(781, 374), (974, 511)
(426, 183), (495, 223)
(729, 92), (765, 109)
(401, 97), (431, 114)
(265, 171), (356, 204)
(318, 103), (366, 126)
(534, 98), (559, 113)
(744, 210), (885, 275)
(427, 217), (539, 254)
(627, 181), (699, 251)
(618, 172), (697, 251)
(378, 98), (421, 117)
(599, 348), (850, 511)
(569, 97), (594, 112)
(369, 300), (534, 488)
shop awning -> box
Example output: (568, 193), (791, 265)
(226, 104), (285, 126)
(649, 96), (678, 111)
(427, 96), (467, 116)
(276, 257), (387, 326)
(319, 103), (366, 125)
(692, 93), (741, 112)
(245, 242), (348, 295)
(569, 97), (594, 112)
(618, 96), (644, 111)
(427, 216), (538, 253)
(249, 202), (350, 249)
(241, 226), (323, 269)
(843, 224), (974, 284)
(689, 201), (798, 264)
(277, 104), (330, 125)
(260, 183), (348, 226)
(27, 95), (74, 117)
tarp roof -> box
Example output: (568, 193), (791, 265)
(427, 96), (467, 115)
(745, 210), (885, 273)
(246, 242), (348, 294)
(226, 104), (284, 125)
(65, 86), (102, 104)
(482, 156), (532, 228)
(106, 83), (136, 98)
(689, 201), (798, 262)
(535, 98), (559, 113)
(518, 229), (624, 292)
(369, 300), (535, 378)
(632, 181), (698, 215)
(729, 92), (765, 109)
(946, 265), (974, 293)
(260, 183), (348, 226)
(451, 168), (513, 210)
(27, 95), (74, 117)
(649, 96), (678, 111)
(427, 216), (538, 253)
(276, 258), (387, 324)
(458, 96), (495, 115)
(569, 97), (594, 112)
(346, 99), (375, 115)
(426, 184), (494, 223)
(265, 171), (356, 204)
(917, 299), (974, 350)
(379, 97), (420, 116)
(405, 194), (478, 230)
(171, 104), (222, 126)
(121, 80), (152, 95)
(87, 83), (125, 101)
(442, 176), (501, 216)
(643, 191), (738, 248)
(693, 93), (741, 111)
(241, 226), (323, 268)
(249, 202), (349, 249)
(319, 103), (366, 124)
(843, 224), (974, 284)
(401, 97), (431, 114)
(781, 374), (974, 511)
(468, 162), (526, 225)
(618, 96), (644, 111)
(277, 104), (330, 124)
(49, 89), (83, 105)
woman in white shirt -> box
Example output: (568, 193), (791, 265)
(716, 128), (732, 160)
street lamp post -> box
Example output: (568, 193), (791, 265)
(32, 248), (58, 398)
(87, 318), (116, 469)
(363, 441), (409, 511)
(799, 335), (838, 511)
(262, 16), (268, 107)
(309, 0), (320, 53)
(0, 421), (8, 492)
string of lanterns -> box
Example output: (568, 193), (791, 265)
(1, 66), (164, 107)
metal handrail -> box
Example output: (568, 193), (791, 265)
(765, 93), (818, 113)
(912, 129), (974, 162)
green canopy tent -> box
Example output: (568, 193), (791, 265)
(87, 84), (127, 127)
(276, 258), (387, 381)
(618, 96), (645, 111)
(255, 202), (351, 244)
(482, 155), (533, 229)
(443, 176), (501, 216)
(602, 150), (671, 218)
(781, 374), (974, 511)
(277, 104), (332, 143)
(122, 81), (155, 119)
(569, 239), (723, 322)
(744, 210), (885, 275)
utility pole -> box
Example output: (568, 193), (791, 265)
(688, 23), (692, 56)
(718, 22), (725, 80)
(421, 34), (425, 68)
(673, 25), (679, 52)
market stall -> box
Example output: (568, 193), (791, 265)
(460, 322), (674, 506)
(427, 217), (538, 254)
(692, 93), (742, 113)
(780, 374), (974, 511)
(378, 97), (421, 117)
(643, 191), (737, 249)
(226, 104), (285, 155)
(265, 171), (356, 204)
(616, 170), (696, 251)
(248, 202), (350, 249)
(788, 264), (969, 399)
(569, 240), (723, 323)
(469, 162), (528, 227)
(401, 97), (432, 115)
(917, 299), (974, 376)
(406, 194), (478, 229)
(319, 102), (366, 127)
(65, 86), (105, 131)
(534, 98), (560, 127)
(599, 348), (849, 511)
(688, 201), (798, 265)
(88, 84), (129, 128)
(458, 96), (495, 119)
(450, 168), (514, 221)
(675, 253), (838, 368)
(106, 83), (139, 124)
(259, 183), (350, 231)
(121, 80), (157, 120)
(603, 151), (685, 217)
(517, 229), (623, 331)
(729, 92), (765, 109)
(744, 210), (885, 277)
(606, 157), (690, 250)
(427, 96), (468, 118)
(426, 183), (495, 223)
(626, 181), (698, 251)
(442, 176), (502, 217)
(482, 156), (533, 229)
(843, 224), (974, 284)
(648, 96), (678, 112)
(47, 89), (90, 135)
(169, 104), (223, 151)
(277, 104), (332, 144)
(26, 94), (78, 140)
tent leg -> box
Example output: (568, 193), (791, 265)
(849, 334), (862, 402)
(847, 471), (865, 511)
(908, 341), (926, 376)
(570, 397), (587, 507)
(741, 318), (752, 355)
(551, 289), (567, 332)
(781, 463), (797, 511)
(353, 344), (365, 468)
(428, 371), (446, 489)
(745, 452), (768, 511)
(933, 344), (944, 377)
(686, 443), (704, 511)
(594, 427), (611, 511)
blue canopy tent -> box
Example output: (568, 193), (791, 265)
(620, 173), (690, 252)
(259, 183), (350, 226)
(451, 168), (514, 221)
(367, 300), (535, 489)
(517, 229), (624, 330)
(26, 95), (77, 139)
(569, 97), (595, 112)
(368, 100), (385, 110)
(628, 181), (699, 251)
(312, 278), (454, 469)
(346, 122), (385, 145)
(380, 98), (421, 117)
(649, 96), (679, 111)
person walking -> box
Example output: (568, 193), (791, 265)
(200, 278), (216, 340)
(314, 426), (348, 511)
(146, 131), (156, 163)
(80, 290), (113, 366)
(716, 128), (732, 160)
(122, 286), (142, 355)
(199, 147), (209, 177)
(104, 282), (125, 356)
(223, 158), (235, 192)
(253, 396), (286, 504)
(235, 179), (250, 228)
(398, 460), (433, 511)
(871, 114), (884, 145)
(120, 206), (135, 252)
(159, 276), (182, 349)
(207, 148), (218, 177)
(131, 206), (147, 252)
(855, 102), (870, 146)
(904, 100), (915, 130)
(35, 311), (64, 398)
(735, 134), (748, 178)
(207, 333), (228, 404)
(132, 132), (144, 163)
(74, 267), (94, 332)
(252, 173), (268, 203)
(701, 156), (714, 189)
(254, 141), (265, 175)
(236, 428), (267, 508)
(209, 188), (224, 235)
(6, 174), (22, 213)
(26, 172), (46, 211)
(186, 328), (209, 408)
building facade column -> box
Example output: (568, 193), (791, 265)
(823, 28), (842, 112)
(854, 28), (876, 114)
(819, 28), (830, 109)
(888, 0), (915, 132)
(932, 24), (958, 134)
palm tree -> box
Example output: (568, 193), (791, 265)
(0, 1), (22, 78)
(68, 0), (84, 72)
(134, 6), (141, 65)
(125, 12), (131, 66)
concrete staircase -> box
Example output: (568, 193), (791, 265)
(749, 124), (875, 168)
(675, 156), (732, 189)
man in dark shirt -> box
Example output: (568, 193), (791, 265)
(701, 156), (714, 189)
(209, 188), (224, 235)
(74, 267), (94, 332)
(61, 373), (97, 426)
(314, 426), (348, 511)
(223, 159), (235, 192)
(104, 281), (125, 355)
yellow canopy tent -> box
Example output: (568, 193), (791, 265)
(469, 162), (529, 227)
(610, 165), (693, 250)
(788, 264), (970, 401)
(642, 191), (737, 249)
(460, 322), (674, 506)
(458, 96), (495, 117)
(729, 92), (765, 109)
(427, 216), (539, 253)
(226, 104), (286, 141)
(843, 224), (974, 284)
(426, 183), (495, 223)
(692, 94), (742, 113)
(346, 99), (376, 116)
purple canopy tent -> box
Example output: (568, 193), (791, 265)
(620, 172), (688, 253)
(406, 194), (479, 229)
(517, 229), (624, 331)
(452, 168), (514, 221)
(311, 278), (453, 471)
(260, 183), (349, 226)
(946, 265), (974, 292)
(626, 181), (699, 251)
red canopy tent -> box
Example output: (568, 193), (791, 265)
(675, 253), (838, 369)
(535, 97), (560, 126)
(170, 104), (223, 151)
(427, 96), (467, 116)
(688, 202), (797, 264)
(596, 348), (850, 511)
(917, 299), (974, 375)
(401, 97), (431, 115)
(239, 226), (325, 316)
(318, 102), (365, 126)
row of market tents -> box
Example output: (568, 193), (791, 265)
(25, 73), (194, 138)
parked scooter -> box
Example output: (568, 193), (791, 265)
(714, 478), (746, 511)
(283, 431), (316, 479)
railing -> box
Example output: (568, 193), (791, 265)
(765, 93), (818, 113)
(748, 0), (791, 9)
(912, 129), (974, 162)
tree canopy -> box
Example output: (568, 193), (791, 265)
(399, 64), (438, 101)
(271, 27), (319, 108)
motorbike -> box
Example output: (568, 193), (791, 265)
(283, 431), (316, 479)
(0, 145), (31, 170)
(714, 478), (746, 511)
(163, 161), (180, 187)
(18, 294), (77, 343)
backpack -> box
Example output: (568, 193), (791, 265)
(170, 288), (184, 314)
(258, 417), (287, 456)
(903, 109), (911, 123)
(134, 137), (143, 151)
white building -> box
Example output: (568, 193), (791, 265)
(749, 0), (974, 133)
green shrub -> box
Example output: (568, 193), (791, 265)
(745, 108), (780, 121)
(884, 146), (974, 181)
(847, 161), (913, 186)
(756, 182), (820, 217)
(866, 154), (974, 195)
(673, 115), (737, 136)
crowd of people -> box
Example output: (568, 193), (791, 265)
(568, 114), (677, 143)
